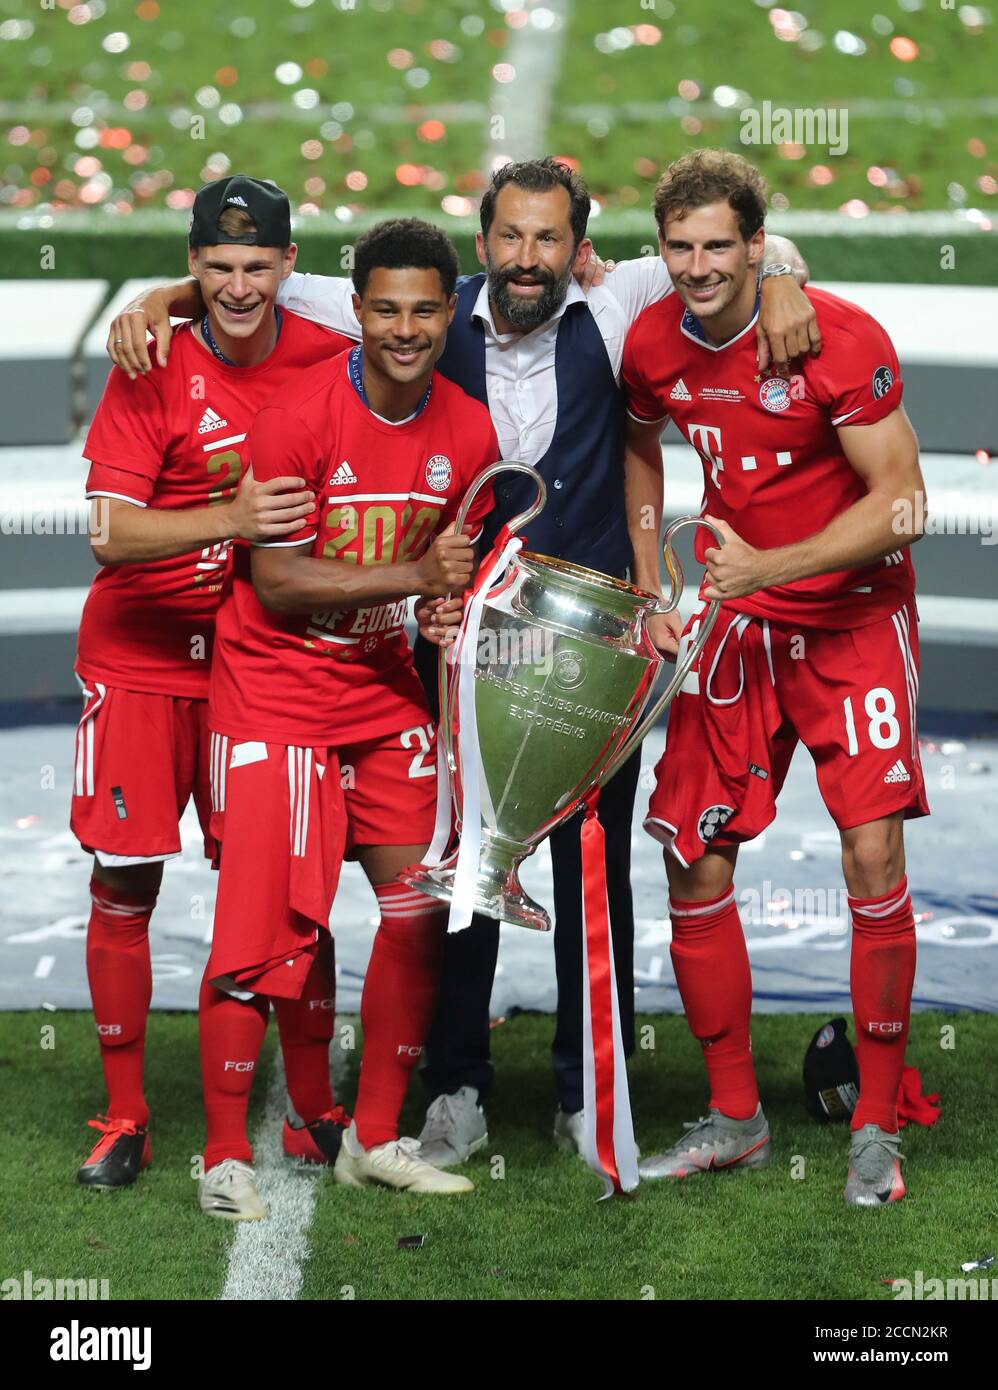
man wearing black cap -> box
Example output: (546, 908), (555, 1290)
(72, 175), (354, 1196)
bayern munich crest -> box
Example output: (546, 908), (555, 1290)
(816, 1024), (836, 1049)
(425, 454), (453, 491)
(759, 376), (792, 413)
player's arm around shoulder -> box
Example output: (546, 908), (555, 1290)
(106, 278), (204, 378)
(755, 237), (821, 374)
(275, 270), (361, 339)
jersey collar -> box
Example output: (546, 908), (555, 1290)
(346, 344), (432, 425)
(199, 306), (283, 366)
(679, 289), (760, 353)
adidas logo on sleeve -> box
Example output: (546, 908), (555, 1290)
(197, 407), (229, 434)
(883, 760), (911, 784)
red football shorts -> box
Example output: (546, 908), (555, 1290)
(206, 721), (439, 998)
(645, 598), (929, 867)
(70, 681), (213, 864)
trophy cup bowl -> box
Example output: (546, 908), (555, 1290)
(400, 462), (723, 931)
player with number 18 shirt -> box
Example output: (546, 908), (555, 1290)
(622, 151), (929, 1209)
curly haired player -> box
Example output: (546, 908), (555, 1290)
(623, 151), (927, 1206)
(198, 219), (498, 1217)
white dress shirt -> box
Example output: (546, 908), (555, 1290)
(277, 255), (672, 466)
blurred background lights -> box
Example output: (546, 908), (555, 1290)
(833, 30), (867, 55)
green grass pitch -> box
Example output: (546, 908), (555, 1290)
(1, 1008), (993, 1301)
(1, 0), (994, 217)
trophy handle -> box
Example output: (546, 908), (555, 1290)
(595, 516), (725, 790)
(452, 458), (547, 539)
(439, 461), (548, 776)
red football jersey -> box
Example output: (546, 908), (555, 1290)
(76, 310), (353, 698)
(209, 350), (499, 746)
(622, 286), (913, 629)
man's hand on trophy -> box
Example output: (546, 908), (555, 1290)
(647, 610), (682, 660)
(702, 515), (770, 600)
(416, 595), (463, 646)
(415, 522), (475, 598)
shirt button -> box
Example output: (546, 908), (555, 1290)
(553, 479), (563, 490)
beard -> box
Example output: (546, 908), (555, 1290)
(485, 250), (575, 331)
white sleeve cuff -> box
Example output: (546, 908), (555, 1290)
(251, 532), (318, 549)
(85, 490), (148, 508)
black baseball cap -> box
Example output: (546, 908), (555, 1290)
(802, 1016), (860, 1123)
(188, 174), (292, 248)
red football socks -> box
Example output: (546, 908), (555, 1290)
(669, 885), (760, 1120)
(86, 874), (157, 1126)
(353, 882), (447, 1150)
(273, 936), (336, 1124)
(848, 875), (916, 1133)
(199, 972), (270, 1168)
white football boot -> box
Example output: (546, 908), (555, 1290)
(199, 1157), (267, 1220)
(334, 1122), (474, 1194)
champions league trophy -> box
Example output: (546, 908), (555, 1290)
(401, 461), (723, 931)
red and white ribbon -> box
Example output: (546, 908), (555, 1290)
(581, 790), (639, 1197)
(446, 526), (522, 935)
(422, 732), (454, 869)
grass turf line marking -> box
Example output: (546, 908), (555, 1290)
(484, 0), (571, 172)
(219, 1036), (351, 1302)
(560, 96), (998, 122)
(0, 100), (491, 124)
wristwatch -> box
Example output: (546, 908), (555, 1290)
(760, 262), (794, 280)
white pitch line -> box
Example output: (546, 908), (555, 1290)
(484, 0), (572, 174)
(0, 100), (490, 124)
(219, 1032), (352, 1302)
